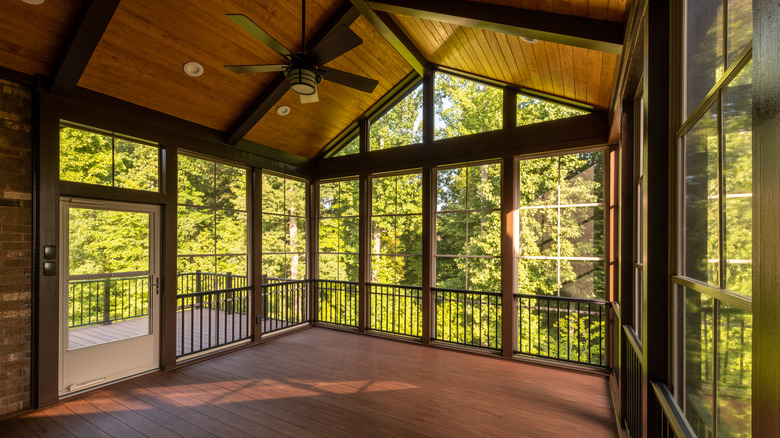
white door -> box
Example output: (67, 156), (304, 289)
(59, 199), (160, 396)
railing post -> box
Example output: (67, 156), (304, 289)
(102, 278), (111, 325)
(253, 274), (266, 340)
(226, 272), (234, 315)
(195, 269), (202, 308)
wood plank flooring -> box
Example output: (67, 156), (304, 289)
(1, 328), (617, 437)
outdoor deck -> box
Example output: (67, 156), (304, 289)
(68, 309), (251, 357)
(1, 327), (616, 437)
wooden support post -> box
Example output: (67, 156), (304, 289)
(421, 167), (433, 345)
(252, 168), (264, 341)
(501, 157), (518, 358)
(358, 175), (369, 333)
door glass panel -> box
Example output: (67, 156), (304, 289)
(67, 208), (152, 350)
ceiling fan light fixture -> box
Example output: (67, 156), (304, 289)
(21, 0), (45, 4)
(286, 67), (320, 95)
(520, 36), (539, 44)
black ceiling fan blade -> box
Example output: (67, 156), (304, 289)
(320, 67), (378, 93)
(227, 14), (296, 61)
(224, 64), (288, 73)
(309, 25), (363, 65)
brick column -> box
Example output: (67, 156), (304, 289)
(0, 79), (33, 417)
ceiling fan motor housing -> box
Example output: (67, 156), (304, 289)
(286, 66), (322, 95)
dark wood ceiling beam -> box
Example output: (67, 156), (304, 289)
(349, 0), (427, 75)
(49, 0), (121, 96)
(366, 0), (624, 54)
(224, 1), (360, 146)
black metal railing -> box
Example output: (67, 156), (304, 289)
(178, 270), (248, 294)
(314, 279), (358, 327)
(432, 287), (502, 350)
(625, 325), (643, 438)
(515, 294), (608, 366)
(261, 279), (309, 334)
(68, 275), (150, 328)
(176, 286), (252, 357)
(652, 381), (696, 438)
(367, 283), (423, 338)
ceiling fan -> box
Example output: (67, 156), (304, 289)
(224, 0), (379, 104)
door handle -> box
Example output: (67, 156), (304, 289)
(154, 276), (161, 295)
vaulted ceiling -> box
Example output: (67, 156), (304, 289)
(0, 0), (626, 160)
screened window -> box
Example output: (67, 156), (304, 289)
(334, 135), (359, 157)
(517, 151), (605, 300)
(434, 73), (502, 140)
(318, 179), (359, 281)
(262, 174), (307, 281)
(516, 96), (587, 126)
(177, 154), (248, 291)
(370, 173), (423, 286)
(435, 163), (501, 291)
(679, 1), (752, 434)
(60, 123), (159, 192)
(369, 83), (423, 151)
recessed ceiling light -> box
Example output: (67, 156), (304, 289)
(520, 36), (539, 44)
(183, 62), (204, 77)
(21, 0), (45, 4)
(276, 106), (291, 116)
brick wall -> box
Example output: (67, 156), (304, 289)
(0, 79), (32, 416)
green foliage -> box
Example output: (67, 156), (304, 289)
(334, 135), (360, 157)
(318, 180), (360, 281)
(369, 83), (423, 151)
(517, 96), (587, 126)
(434, 73), (502, 140)
(60, 126), (158, 191)
(262, 174), (307, 280)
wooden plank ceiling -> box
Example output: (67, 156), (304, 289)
(0, 0), (625, 159)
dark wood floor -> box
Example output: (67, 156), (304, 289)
(0, 328), (617, 437)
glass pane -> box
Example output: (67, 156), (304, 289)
(517, 95), (587, 126)
(340, 180), (360, 216)
(682, 102), (719, 286)
(434, 72), (502, 140)
(262, 174), (284, 214)
(467, 257), (501, 292)
(436, 257), (466, 290)
(262, 215), (286, 253)
(727, 0), (752, 67)
(318, 254), (339, 280)
(177, 206), (215, 256)
(290, 217), (306, 254)
(560, 152), (603, 205)
(723, 63), (752, 297)
(262, 254), (287, 280)
(178, 155), (215, 207)
(334, 135), (360, 157)
(685, 0), (724, 117)
(518, 258), (558, 296)
(292, 253), (306, 280)
(397, 255), (422, 286)
(468, 211), (500, 256)
(370, 216), (396, 255)
(217, 255), (247, 279)
(372, 176), (395, 216)
(518, 208), (558, 257)
(560, 260), (605, 300)
(114, 139), (159, 192)
(467, 164), (501, 210)
(215, 163), (246, 211)
(176, 256), (216, 285)
(370, 255), (395, 284)
(216, 210), (247, 254)
(287, 179), (307, 217)
(397, 173), (422, 214)
(68, 209), (150, 275)
(518, 156), (558, 206)
(397, 215), (422, 255)
(437, 167), (467, 211)
(342, 217), (359, 254)
(684, 288), (714, 436)
(560, 206), (604, 258)
(370, 83), (423, 151)
(318, 218), (338, 253)
(436, 212), (466, 255)
(717, 303), (752, 437)
(59, 126), (112, 186)
(340, 254), (359, 282)
(319, 182), (339, 217)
